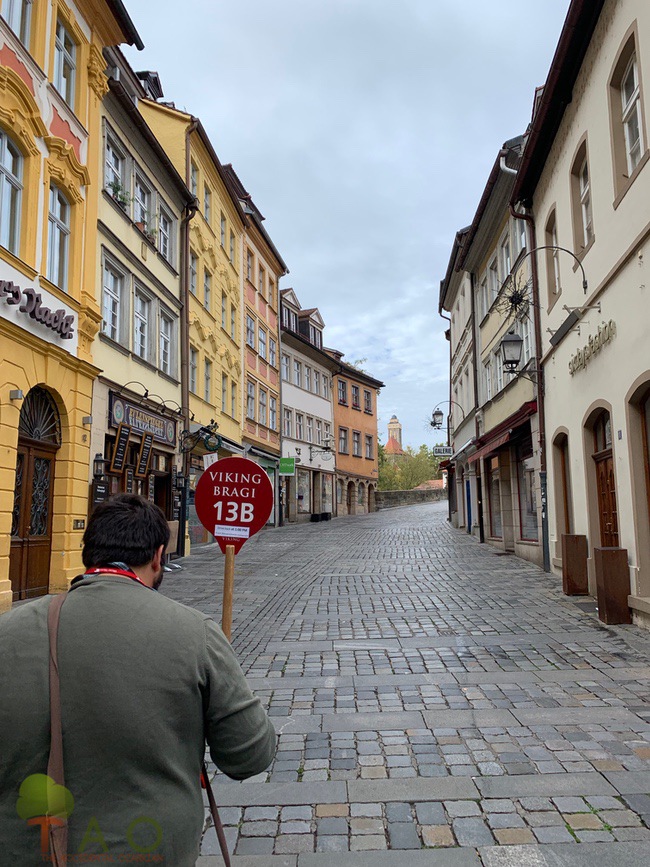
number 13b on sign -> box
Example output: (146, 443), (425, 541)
(214, 501), (255, 523)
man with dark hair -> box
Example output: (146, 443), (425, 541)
(0, 494), (276, 865)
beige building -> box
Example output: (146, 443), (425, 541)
(512, 0), (650, 625)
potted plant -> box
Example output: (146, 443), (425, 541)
(106, 179), (130, 210)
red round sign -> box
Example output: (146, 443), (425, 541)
(194, 457), (274, 554)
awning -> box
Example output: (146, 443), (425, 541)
(468, 431), (510, 464)
(451, 438), (476, 461)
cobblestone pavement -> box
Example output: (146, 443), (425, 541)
(162, 501), (650, 865)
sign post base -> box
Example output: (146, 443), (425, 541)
(222, 545), (235, 641)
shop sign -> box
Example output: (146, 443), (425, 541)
(109, 423), (131, 473)
(279, 457), (295, 475)
(135, 433), (154, 478)
(125, 467), (134, 493)
(91, 479), (110, 508)
(569, 320), (617, 375)
(0, 274), (78, 354)
(433, 447), (453, 457)
(147, 474), (155, 502)
(109, 393), (176, 445)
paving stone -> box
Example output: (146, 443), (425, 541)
(421, 825), (455, 847)
(350, 818), (384, 835)
(281, 821), (313, 835)
(236, 836), (276, 854)
(518, 797), (554, 812)
(533, 825), (576, 843)
(387, 822), (421, 849)
(385, 803), (412, 822)
(598, 809), (641, 827)
(565, 813), (603, 830)
(275, 834), (315, 854)
(553, 797), (589, 813)
(316, 804), (348, 818)
(350, 803), (383, 818)
(414, 802), (446, 825)
(315, 835), (348, 853)
(283, 807), (314, 821)
(481, 799), (516, 814)
(452, 817), (494, 847)
(486, 812), (525, 830)
(575, 830), (614, 842)
(493, 828), (536, 845)
(445, 800), (481, 819)
(244, 807), (279, 821)
(317, 817), (348, 835)
(350, 834), (387, 851)
(241, 821), (278, 836)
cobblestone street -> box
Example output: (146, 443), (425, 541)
(163, 501), (650, 866)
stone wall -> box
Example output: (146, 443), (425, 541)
(375, 489), (448, 510)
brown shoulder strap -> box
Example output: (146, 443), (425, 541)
(47, 593), (68, 866)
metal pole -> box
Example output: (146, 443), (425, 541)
(222, 545), (235, 641)
(540, 471), (550, 573)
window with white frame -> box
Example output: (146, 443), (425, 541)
(500, 232), (511, 280)
(309, 324), (322, 347)
(323, 377), (330, 399)
(338, 427), (349, 453)
(283, 407), (292, 437)
(221, 372), (227, 412)
(159, 311), (173, 376)
(0, 130), (22, 255)
(351, 385), (360, 409)
(221, 293), (226, 329)
(484, 358), (492, 401)
(364, 389), (372, 413)
(270, 396), (277, 430)
(190, 162), (198, 197)
(246, 249), (253, 281)
(203, 184), (211, 223)
(47, 185), (69, 289)
(305, 366), (311, 392)
(521, 316), (533, 364)
(314, 370), (321, 394)
(622, 53), (643, 174)
(515, 218), (526, 254)
(229, 231), (235, 263)
(306, 416), (313, 443)
(246, 381), (255, 419)
(104, 134), (125, 195)
(230, 305), (236, 339)
(220, 212), (226, 247)
(204, 358), (212, 403)
(133, 174), (151, 226)
(203, 268), (211, 311)
(480, 276), (488, 319)
(353, 431), (361, 457)
(545, 209), (561, 299)
(365, 435), (373, 459)
(189, 347), (197, 393)
(258, 265), (265, 296)
(495, 350), (503, 393)
(295, 413), (304, 439)
(268, 278), (275, 306)
(281, 354), (290, 381)
(324, 422), (331, 445)
(269, 337), (277, 367)
(258, 327), (267, 360)
(54, 19), (75, 107)
(578, 156), (593, 246)
(231, 382), (236, 417)
(293, 359), (302, 387)
(338, 380), (347, 404)
(316, 419), (322, 444)
(2, 0), (31, 45)
(133, 288), (150, 360)
(102, 261), (123, 342)
(158, 206), (172, 262)
(246, 315), (255, 348)
(488, 257), (499, 302)
(189, 252), (197, 295)
(259, 389), (267, 426)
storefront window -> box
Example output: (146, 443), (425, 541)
(487, 456), (502, 538)
(297, 468), (311, 513)
(516, 437), (538, 541)
(322, 475), (333, 512)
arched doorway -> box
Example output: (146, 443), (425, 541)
(347, 481), (355, 515)
(591, 409), (618, 547)
(10, 387), (61, 600)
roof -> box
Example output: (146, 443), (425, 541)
(384, 436), (405, 455)
(106, 0), (144, 50)
(439, 226), (470, 313)
(324, 350), (385, 389)
(512, 0), (606, 206)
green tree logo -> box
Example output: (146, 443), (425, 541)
(17, 774), (74, 821)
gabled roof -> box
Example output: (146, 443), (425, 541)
(106, 0), (144, 50)
(280, 287), (301, 309)
(300, 308), (325, 328)
(439, 226), (470, 313)
(512, 0), (606, 206)
(384, 436), (405, 455)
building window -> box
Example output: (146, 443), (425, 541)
(230, 305), (236, 340)
(231, 382), (237, 417)
(0, 130), (22, 255)
(353, 431), (361, 457)
(221, 373), (227, 413)
(293, 360), (302, 387)
(621, 53), (643, 174)
(517, 437), (538, 541)
(2, 0), (31, 45)
(484, 359), (492, 401)
(189, 347), (197, 394)
(365, 434), (373, 459)
(203, 184), (211, 223)
(304, 366), (311, 392)
(488, 257), (499, 302)
(610, 38), (647, 195)
(221, 293), (226, 329)
(579, 158), (593, 246)
(281, 354), (290, 381)
(338, 380), (347, 405)
(515, 218), (526, 255)
(364, 389), (372, 413)
(158, 207), (172, 261)
(323, 377), (330, 400)
(571, 142), (594, 250)
(133, 289), (150, 360)
(309, 324), (322, 347)
(479, 276), (489, 319)
(269, 338), (277, 367)
(104, 134), (125, 196)
(314, 370), (321, 394)
(338, 427), (349, 454)
(259, 389), (267, 426)
(295, 412), (303, 440)
(190, 162), (198, 197)
(229, 230), (235, 263)
(545, 209), (561, 301)
(246, 315), (255, 348)
(258, 265), (265, 296)
(54, 19), (75, 107)
(306, 416), (313, 443)
(268, 278), (275, 307)
(521, 315), (533, 364)
(487, 455), (502, 538)
(246, 248), (253, 281)
(324, 422), (331, 445)
(47, 185), (69, 289)
(134, 175), (151, 226)
(159, 312), (173, 376)
(102, 261), (123, 342)
(283, 408), (292, 437)
(220, 212), (226, 247)
(358, 484), (365, 506)
(351, 385), (360, 409)
(246, 381), (255, 419)
(495, 350), (503, 393)
(204, 358), (212, 403)
(316, 419), (322, 444)
(189, 252), (197, 295)
(258, 327), (267, 360)
(500, 232), (511, 279)
(270, 396), (277, 431)
(203, 268), (211, 310)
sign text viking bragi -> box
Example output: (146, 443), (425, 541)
(194, 457), (274, 554)
(109, 393), (176, 445)
(569, 320), (617, 375)
(0, 280), (74, 339)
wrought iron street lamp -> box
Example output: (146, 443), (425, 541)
(500, 330), (524, 372)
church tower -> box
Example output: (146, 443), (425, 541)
(387, 414), (403, 447)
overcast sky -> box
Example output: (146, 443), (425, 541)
(124, 0), (570, 449)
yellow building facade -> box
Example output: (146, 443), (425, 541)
(140, 101), (246, 545)
(0, 1), (142, 610)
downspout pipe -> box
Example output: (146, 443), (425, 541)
(440, 310), (453, 524)
(499, 151), (518, 176)
(510, 202), (551, 573)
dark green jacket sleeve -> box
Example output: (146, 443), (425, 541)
(202, 619), (276, 779)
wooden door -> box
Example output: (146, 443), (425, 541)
(10, 441), (57, 600)
(595, 452), (619, 547)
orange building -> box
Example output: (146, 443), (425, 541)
(327, 351), (383, 515)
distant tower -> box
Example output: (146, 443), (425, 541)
(387, 414), (402, 448)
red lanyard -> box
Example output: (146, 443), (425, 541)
(83, 567), (152, 590)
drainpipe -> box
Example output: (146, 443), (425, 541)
(510, 202), (551, 573)
(440, 310), (453, 523)
(179, 118), (200, 556)
(469, 271), (485, 543)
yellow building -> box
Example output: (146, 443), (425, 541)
(140, 99), (246, 546)
(0, 1), (142, 609)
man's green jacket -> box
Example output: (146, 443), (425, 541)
(0, 573), (276, 865)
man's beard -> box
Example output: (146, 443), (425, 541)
(153, 567), (164, 591)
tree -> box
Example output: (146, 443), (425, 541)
(378, 442), (446, 491)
